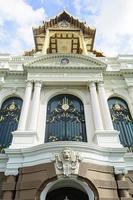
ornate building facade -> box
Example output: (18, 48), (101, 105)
(0, 11), (133, 200)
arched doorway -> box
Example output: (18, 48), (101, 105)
(40, 178), (94, 200)
(46, 187), (88, 200)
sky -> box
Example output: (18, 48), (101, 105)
(0, 0), (133, 56)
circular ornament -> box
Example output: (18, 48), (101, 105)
(61, 58), (69, 65)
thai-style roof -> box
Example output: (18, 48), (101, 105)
(33, 10), (96, 36)
(24, 10), (104, 57)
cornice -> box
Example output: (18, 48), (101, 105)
(0, 54), (133, 76)
(120, 69), (133, 74)
(2, 142), (127, 175)
(104, 69), (133, 77)
(6, 142), (126, 154)
(0, 69), (25, 76)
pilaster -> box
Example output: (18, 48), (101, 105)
(10, 81), (42, 149)
(98, 81), (114, 130)
(18, 80), (33, 130)
(89, 81), (122, 148)
(29, 81), (42, 130)
(89, 81), (103, 131)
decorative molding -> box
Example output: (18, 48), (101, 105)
(5, 168), (19, 176)
(0, 54), (132, 76)
(0, 142), (127, 175)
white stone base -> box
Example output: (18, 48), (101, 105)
(94, 130), (123, 148)
(10, 130), (39, 149)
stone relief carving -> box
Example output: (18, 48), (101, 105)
(55, 147), (81, 176)
(58, 20), (70, 28)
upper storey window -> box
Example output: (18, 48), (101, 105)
(45, 94), (87, 142)
(108, 97), (133, 148)
(0, 97), (22, 148)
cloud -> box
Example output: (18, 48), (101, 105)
(72, 0), (133, 56)
(40, 0), (64, 6)
(0, 0), (133, 56)
(0, 0), (47, 54)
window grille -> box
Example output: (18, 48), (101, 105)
(108, 97), (133, 148)
(45, 94), (87, 142)
(0, 97), (22, 148)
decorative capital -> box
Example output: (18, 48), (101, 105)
(25, 80), (33, 87)
(88, 81), (96, 88)
(34, 80), (42, 88)
(55, 147), (81, 177)
(97, 81), (104, 87)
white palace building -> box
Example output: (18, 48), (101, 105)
(0, 11), (133, 200)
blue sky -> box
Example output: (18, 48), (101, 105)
(0, 0), (133, 56)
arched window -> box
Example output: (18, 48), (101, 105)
(0, 97), (23, 148)
(108, 97), (133, 147)
(45, 94), (87, 142)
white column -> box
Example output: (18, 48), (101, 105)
(18, 80), (33, 130)
(29, 81), (42, 130)
(98, 81), (114, 130)
(89, 82), (103, 130)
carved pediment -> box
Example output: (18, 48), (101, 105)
(24, 54), (106, 71)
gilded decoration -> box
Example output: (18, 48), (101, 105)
(110, 101), (132, 122)
(108, 97), (133, 148)
(0, 101), (21, 123)
(0, 97), (22, 147)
